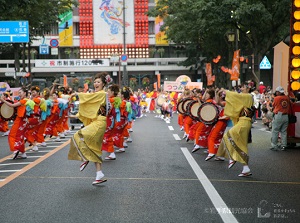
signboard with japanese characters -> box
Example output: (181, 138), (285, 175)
(35, 59), (110, 67)
(164, 81), (203, 92)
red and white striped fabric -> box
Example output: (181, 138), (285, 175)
(288, 103), (300, 138)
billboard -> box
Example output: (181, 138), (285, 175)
(59, 10), (73, 46)
(93, 0), (135, 44)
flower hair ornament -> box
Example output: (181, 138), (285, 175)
(31, 86), (40, 92)
(105, 74), (113, 84)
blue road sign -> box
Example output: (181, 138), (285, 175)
(121, 54), (128, 62)
(39, 44), (49, 55)
(0, 21), (29, 43)
(50, 39), (59, 48)
(260, 56), (272, 70)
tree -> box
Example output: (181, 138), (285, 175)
(148, 0), (290, 85)
(0, 0), (78, 85)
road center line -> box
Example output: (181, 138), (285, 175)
(173, 134), (181, 140)
(181, 147), (238, 223)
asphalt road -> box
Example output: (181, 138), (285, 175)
(0, 113), (299, 223)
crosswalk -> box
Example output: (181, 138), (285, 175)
(0, 129), (76, 183)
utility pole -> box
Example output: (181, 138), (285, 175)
(122, 0), (128, 87)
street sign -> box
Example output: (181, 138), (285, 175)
(51, 48), (58, 55)
(39, 44), (49, 55)
(121, 54), (128, 62)
(0, 21), (29, 43)
(121, 54), (128, 65)
(50, 38), (59, 48)
(260, 56), (272, 70)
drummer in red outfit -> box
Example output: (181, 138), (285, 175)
(192, 88), (216, 153)
(183, 89), (202, 141)
(0, 91), (13, 136)
(205, 89), (229, 161)
(177, 89), (192, 131)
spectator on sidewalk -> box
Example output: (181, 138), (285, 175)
(270, 86), (291, 151)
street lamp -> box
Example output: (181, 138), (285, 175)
(226, 30), (239, 50)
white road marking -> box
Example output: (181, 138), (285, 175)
(173, 134), (181, 140)
(7, 156), (44, 160)
(37, 146), (60, 148)
(168, 126), (174, 131)
(27, 150), (53, 153)
(0, 162), (32, 166)
(181, 147), (238, 223)
(45, 141), (68, 143)
(0, 170), (22, 173)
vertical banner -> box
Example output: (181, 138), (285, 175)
(155, 16), (169, 45)
(157, 73), (161, 89)
(155, 0), (168, 45)
(153, 82), (157, 90)
(231, 50), (240, 81)
(205, 63), (215, 86)
(59, 10), (73, 46)
(63, 75), (68, 87)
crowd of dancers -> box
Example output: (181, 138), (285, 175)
(1, 74), (292, 185)
(148, 83), (257, 177)
(0, 86), (72, 159)
(0, 73), (147, 185)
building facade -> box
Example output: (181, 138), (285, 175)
(0, 0), (200, 90)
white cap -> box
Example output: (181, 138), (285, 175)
(259, 81), (263, 85)
(275, 86), (284, 93)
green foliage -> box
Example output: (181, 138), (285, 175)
(0, 0), (78, 76)
(0, 0), (78, 41)
(148, 0), (290, 70)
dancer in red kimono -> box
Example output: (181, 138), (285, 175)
(149, 89), (158, 113)
(25, 86), (42, 152)
(35, 88), (52, 147)
(113, 87), (130, 152)
(0, 88), (29, 159)
(45, 91), (61, 141)
(102, 84), (121, 160)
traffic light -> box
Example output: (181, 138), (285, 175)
(290, 0), (300, 91)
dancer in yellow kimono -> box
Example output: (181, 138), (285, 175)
(68, 72), (112, 186)
(217, 83), (255, 177)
